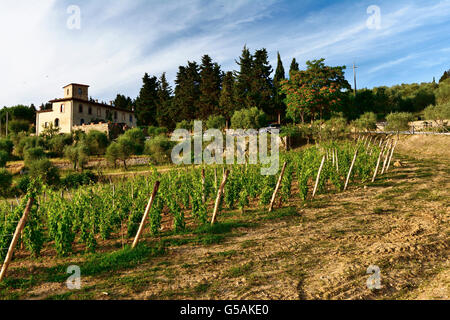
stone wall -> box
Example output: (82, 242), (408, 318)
(72, 122), (110, 134)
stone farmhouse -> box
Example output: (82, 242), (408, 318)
(36, 83), (136, 135)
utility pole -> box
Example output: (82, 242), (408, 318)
(353, 62), (358, 96)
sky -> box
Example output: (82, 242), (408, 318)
(1, 0), (450, 108)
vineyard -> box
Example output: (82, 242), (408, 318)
(0, 137), (395, 284)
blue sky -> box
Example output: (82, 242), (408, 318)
(1, 0), (450, 107)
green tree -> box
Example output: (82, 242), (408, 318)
(289, 58), (299, 78)
(0, 169), (12, 196)
(198, 55), (222, 119)
(174, 62), (201, 122)
(233, 46), (254, 110)
(135, 73), (159, 126)
(123, 128), (146, 154)
(84, 130), (109, 156)
(219, 71), (236, 127)
(28, 159), (60, 186)
(352, 112), (377, 132)
(106, 136), (134, 169)
(64, 143), (90, 171)
(156, 73), (174, 129)
(113, 94), (134, 111)
(231, 107), (267, 129)
(0, 150), (8, 167)
(251, 48), (274, 117)
(48, 134), (73, 157)
(423, 103), (450, 131)
(385, 112), (415, 136)
(206, 115), (226, 130)
(273, 52), (286, 124)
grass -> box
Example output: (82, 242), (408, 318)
(226, 262), (254, 278)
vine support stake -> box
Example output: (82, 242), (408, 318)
(312, 156), (326, 198)
(211, 170), (230, 225)
(268, 162), (288, 212)
(381, 141), (392, 175)
(344, 148), (358, 191)
(132, 181), (160, 249)
(335, 148), (339, 173)
(372, 144), (386, 182)
(386, 139), (398, 173)
(0, 197), (34, 282)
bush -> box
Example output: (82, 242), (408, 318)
(0, 169), (12, 196)
(176, 120), (193, 131)
(231, 107), (267, 129)
(385, 112), (415, 133)
(0, 150), (8, 167)
(84, 130), (109, 156)
(123, 128), (146, 154)
(0, 138), (13, 155)
(15, 135), (45, 158)
(8, 119), (30, 134)
(144, 135), (175, 165)
(423, 103), (450, 130)
(24, 147), (46, 165)
(106, 137), (134, 169)
(17, 175), (31, 194)
(352, 112), (377, 132)
(322, 116), (349, 141)
(64, 143), (90, 171)
(27, 159), (60, 186)
(147, 126), (168, 137)
(206, 115), (226, 130)
(61, 171), (98, 189)
(48, 134), (73, 157)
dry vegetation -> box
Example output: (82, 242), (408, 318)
(1, 135), (448, 300)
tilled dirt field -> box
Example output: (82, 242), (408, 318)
(1, 140), (449, 300)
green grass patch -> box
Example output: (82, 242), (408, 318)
(226, 262), (254, 278)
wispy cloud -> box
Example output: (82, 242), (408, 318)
(1, 0), (449, 106)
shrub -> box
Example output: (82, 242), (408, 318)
(352, 112), (377, 132)
(17, 175), (31, 194)
(8, 119), (30, 134)
(15, 135), (45, 158)
(106, 137), (134, 169)
(0, 150), (8, 167)
(206, 115), (226, 130)
(147, 126), (168, 137)
(144, 135), (175, 165)
(84, 130), (109, 156)
(123, 128), (146, 154)
(24, 147), (46, 165)
(231, 107), (267, 129)
(322, 116), (349, 141)
(0, 138), (14, 155)
(0, 169), (12, 196)
(61, 171), (98, 189)
(48, 134), (73, 157)
(27, 159), (60, 186)
(423, 103), (450, 130)
(64, 143), (90, 171)
(385, 112), (415, 134)
(176, 120), (193, 131)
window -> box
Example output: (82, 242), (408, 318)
(60, 104), (65, 113)
(79, 104), (83, 113)
(114, 111), (118, 120)
(129, 115), (133, 123)
(80, 119), (85, 125)
(88, 106), (92, 115)
(54, 118), (60, 127)
(97, 108), (101, 116)
(67, 89), (69, 95)
(78, 88), (82, 95)
(44, 122), (48, 128)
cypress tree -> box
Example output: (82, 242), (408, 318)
(198, 55), (222, 119)
(273, 52), (286, 124)
(219, 71), (236, 128)
(439, 70), (449, 83)
(233, 46), (254, 110)
(135, 73), (158, 126)
(251, 48), (274, 117)
(174, 62), (201, 122)
(289, 58), (299, 78)
(156, 72), (174, 129)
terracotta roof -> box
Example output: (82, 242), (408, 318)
(47, 97), (135, 114)
(63, 83), (90, 88)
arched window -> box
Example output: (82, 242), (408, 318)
(54, 118), (60, 127)
(80, 119), (85, 125)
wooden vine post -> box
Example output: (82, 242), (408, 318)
(211, 170), (230, 225)
(201, 168), (206, 202)
(132, 181), (160, 249)
(344, 148), (358, 191)
(386, 139), (398, 172)
(268, 162), (288, 212)
(372, 144), (386, 182)
(0, 197), (34, 282)
(312, 156), (326, 198)
(335, 149), (339, 172)
(380, 141), (392, 175)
